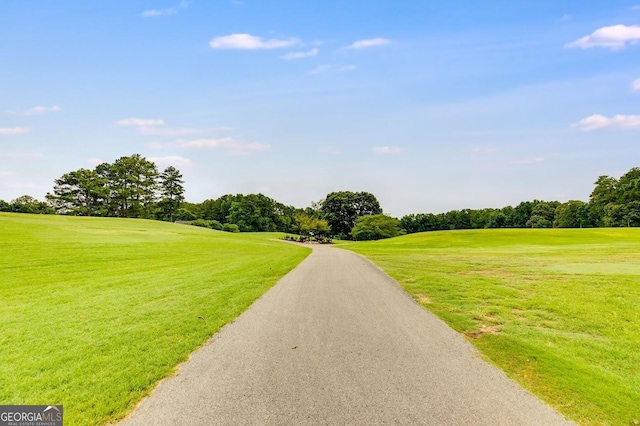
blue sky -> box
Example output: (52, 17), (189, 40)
(1, 1), (639, 216)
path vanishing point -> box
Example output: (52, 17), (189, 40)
(121, 244), (572, 425)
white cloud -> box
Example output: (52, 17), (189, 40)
(142, 1), (188, 17)
(565, 25), (640, 50)
(139, 127), (209, 136)
(559, 14), (572, 22)
(511, 157), (545, 165)
(632, 78), (640, 91)
(347, 37), (391, 49)
(115, 118), (164, 127)
(176, 137), (270, 156)
(572, 114), (640, 131)
(209, 34), (299, 50)
(0, 127), (30, 135)
(372, 146), (405, 154)
(310, 64), (357, 75)
(148, 155), (193, 167)
(6, 105), (61, 116)
(0, 171), (16, 177)
(280, 48), (319, 60)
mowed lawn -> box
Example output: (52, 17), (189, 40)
(341, 229), (640, 425)
(0, 213), (310, 425)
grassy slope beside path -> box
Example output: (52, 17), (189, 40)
(341, 229), (640, 425)
(0, 213), (310, 425)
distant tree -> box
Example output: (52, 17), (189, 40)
(526, 215), (552, 228)
(589, 175), (618, 226)
(512, 201), (534, 228)
(486, 211), (507, 228)
(174, 208), (197, 221)
(47, 168), (107, 215)
(527, 200), (559, 227)
(351, 214), (402, 241)
(604, 202), (640, 227)
(110, 154), (159, 218)
(156, 166), (185, 221)
(320, 191), (382, 238)
(616, 168), (640, 204)
(10, 195), (53, 214)
(0, 199), (10, 212)
(294, 213), (330, 237)
(553, 200), (591, 228)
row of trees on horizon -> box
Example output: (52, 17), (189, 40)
(2, 153), (640, 240)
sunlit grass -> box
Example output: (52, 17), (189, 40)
(0, 213), (310, 425)
(341, 229), (640, 425)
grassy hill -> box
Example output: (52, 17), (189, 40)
(0, 213), (310, 425)
(341, 228), (640, 425)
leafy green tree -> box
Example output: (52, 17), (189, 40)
(156, 166), (185, 221)
(527, 200), (559, 227)
(10, 195), (53, 214)
(526, 215), (552, 228)
(351, 214), (402, 241)
(512, 201), (534, 228)
(486, 211), (507, 228)
(47, 168), (107, 215)
(174, 208), (197, 221)
(110, 154), (159, 218)
(0, 199), (9, 212)
(589, 175), (618, 226)
(294, 213), (330, 237)
(553, 200), (591, 228)
(320, 191), (382, 238)
(604, 202), (640, 227)
(616, 168), (640, 204)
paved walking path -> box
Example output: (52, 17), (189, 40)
(121, 245), (572, 425)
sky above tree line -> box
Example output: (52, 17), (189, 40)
(1, 1), (639, 216)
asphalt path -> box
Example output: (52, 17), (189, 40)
(121, 244), (572, 425)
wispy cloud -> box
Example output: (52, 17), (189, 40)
(572, 114), (640, 131)
(139, 126), (230, 136)
(565, 25), (640, 50)
(148, 155), (193, 167)
(0, 171), (16, 177)
(209, 34), (299, 50)
(372, 146), (405, 154)
(280, 47), (319, 60)
(0, 127), (30, 135)
(346, 37), (391, 49)
(632, 78), (640, 91)
(310, 64), (357, 75)
(511, 157), (545, 165)
(559, 14), (572, 22)
(142, 1), (189, 18)
(176, 137), (270, 156)
(6, 105), (61, 116)
(115, 118), (164, 127)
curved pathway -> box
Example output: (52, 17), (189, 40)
(121, 245), (572, 425)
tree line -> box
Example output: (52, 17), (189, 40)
(400, 167), (640, 234)
(1, 155), (640, 240)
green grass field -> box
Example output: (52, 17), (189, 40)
(341, 229), (640, 425)
(0, 213), (310, 425)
